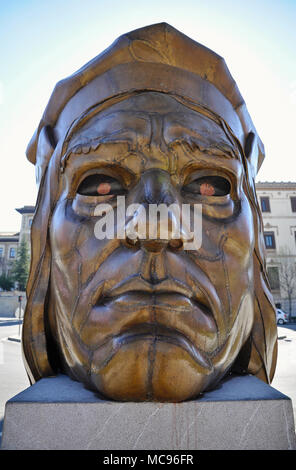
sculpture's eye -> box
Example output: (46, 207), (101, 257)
(77, 174), (126, 197)
(183, 176), (230, 197)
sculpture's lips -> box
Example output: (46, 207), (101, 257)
(109, 322), (213, 371)
(91, 277), (217, 368)
(100, 276), (212, 312)
(99, 291), (214, 328)
(90, 277), (218, 357)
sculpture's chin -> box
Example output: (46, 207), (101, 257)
(90, 339), (213, 402)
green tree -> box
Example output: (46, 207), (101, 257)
(0, 274), (14, 291)
(11, 240), (30, 291)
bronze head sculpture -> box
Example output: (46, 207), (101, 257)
(23, 23), (277, 402)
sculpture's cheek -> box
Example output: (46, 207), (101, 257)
(219, 196), (255, 327)
(211, 292), (254, 372)
(224, 195), (255, 266)
(50, 199), (84, 259)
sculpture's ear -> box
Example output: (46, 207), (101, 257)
(26, 125), (56, 187)
(244, 131), (255, 159)
(243, 130), (265, 178)
(35, 126), (56, 186)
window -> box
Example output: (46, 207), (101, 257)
(260, 197), (270, 212)
(0, 247), (3, 257)
(9, 247), (16, 258)
(264, 232), (276, 249)
(291, 197), (296, 212)
(29, 219), (33, 227)
(267, 267), (280, 290)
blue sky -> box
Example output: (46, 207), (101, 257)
(0, 0), (295, 231)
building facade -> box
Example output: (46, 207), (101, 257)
(256, 182), (296, 317)
(16, 205), (35, 247)
(0, 233), (19, 277)
(0, 206), (35, 277)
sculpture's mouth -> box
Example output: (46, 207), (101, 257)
(99, 290), (212, 314)
(98, 276), (215, 323)
(101, 276), (210, 305)
(79, 276), (219, 362)
(89, 279), (217, 371)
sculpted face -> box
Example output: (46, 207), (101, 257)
(48, 92), (255, 401)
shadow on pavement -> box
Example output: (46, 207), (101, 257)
(0, 321), (22, 327)
(279, 323), (296, 333)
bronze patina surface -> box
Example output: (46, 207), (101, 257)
(23, 23), (277, 402)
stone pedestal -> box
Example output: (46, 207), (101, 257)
(1, 374), (296, 450)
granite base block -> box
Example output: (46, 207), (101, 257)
(1, 374), (296, 450)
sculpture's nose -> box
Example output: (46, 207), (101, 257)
(125, 170), (191, 252)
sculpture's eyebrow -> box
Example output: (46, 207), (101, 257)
(60, 137), (136, 171)
(61, 113), (153, 169)
(167, 135), (239, 160)
(69, 136), (134, 155)
(163, 118), (240, 160)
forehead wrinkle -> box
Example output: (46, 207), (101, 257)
(65, 110), (155, 153)
(168, 138), (237, 160)
(163, 111), (240, 160)
(63, 111), (168, 170)
(61, 139), (134, 172)
(166, 126), (239, 160)
(62, 106), (238, 173)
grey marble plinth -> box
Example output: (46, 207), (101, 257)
(1, 374), (296, 450)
